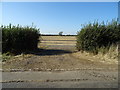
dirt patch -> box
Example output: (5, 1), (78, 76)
(2, 51), (118, 71)
(2, 36), (118, 71)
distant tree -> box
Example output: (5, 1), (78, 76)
(59, 31), (63, 36)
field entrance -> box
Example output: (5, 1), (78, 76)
(3, 36), (117, 71)
(2, 36), (118, 88)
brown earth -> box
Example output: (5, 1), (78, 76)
(2, 36), (118, 71)
(2, 36), (118, 88)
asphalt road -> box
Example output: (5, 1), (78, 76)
(2, 69), (118, 88)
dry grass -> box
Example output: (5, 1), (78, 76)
(40, 36), (76, 41)
(41, 41), (76, 44)
(38, 36), (76, 50)
(72, 44), (118, 64)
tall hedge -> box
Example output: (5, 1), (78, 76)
(2, 24), (40, 54)
(76, 20), (120, 54)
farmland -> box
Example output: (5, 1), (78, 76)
(1, 2), (119, 88)
(39, 36), (76, 51)
(2, 35), (118, 88)
(2, 36), (118, 71)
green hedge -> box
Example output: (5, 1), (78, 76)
(76, 20), (120, 54)
(2, 24), (40, 54)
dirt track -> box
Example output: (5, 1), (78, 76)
(2, 36), (118, 88)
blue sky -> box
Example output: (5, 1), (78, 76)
(2, 2), (118, 35)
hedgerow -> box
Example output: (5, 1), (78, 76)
(76, 19), (120, 54)
(2, 24), (40, 54)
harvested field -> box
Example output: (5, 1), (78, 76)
(40, 36), (76, 41)
(39, 36), (77, 51)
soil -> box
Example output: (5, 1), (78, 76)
(2, 36), (118, 71)
(2, 36), (118, 88)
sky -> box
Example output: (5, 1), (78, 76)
(2, 2), (118, 35)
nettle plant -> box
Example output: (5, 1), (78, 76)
(2, 24), (40, 54)
(76, 19), (120, 54)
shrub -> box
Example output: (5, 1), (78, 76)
(2, 24), (40, 54)
(76, 19), (120, 54)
